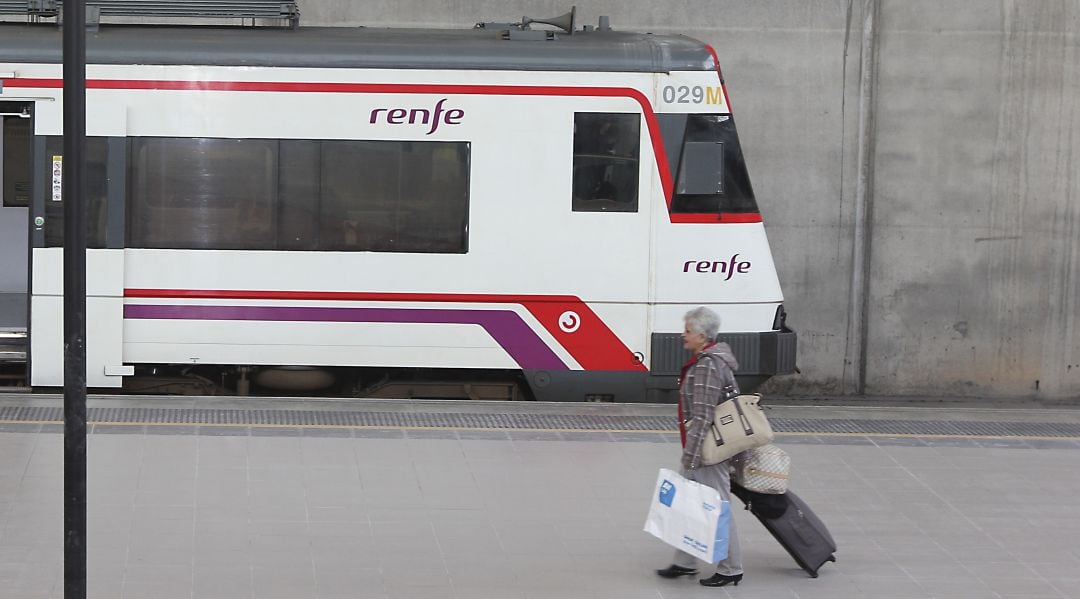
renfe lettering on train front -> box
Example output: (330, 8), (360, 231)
(369, 98), (464, 135)
(683, 254), (752, 281)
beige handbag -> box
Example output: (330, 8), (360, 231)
(732, 443), (790, 494)
(699, 392), (775, 466)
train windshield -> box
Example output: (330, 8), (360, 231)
(665, 114), (758, 214)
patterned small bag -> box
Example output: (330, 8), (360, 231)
(731, 443), (790, 495)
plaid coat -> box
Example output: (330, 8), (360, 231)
(679, 342), (739, 470)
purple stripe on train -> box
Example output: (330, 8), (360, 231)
(123, 304), (569, 371)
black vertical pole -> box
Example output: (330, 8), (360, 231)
(62, 1), (88, 598)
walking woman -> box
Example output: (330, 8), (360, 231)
(656, 306), (744, 587)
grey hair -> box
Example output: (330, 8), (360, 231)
(684, 306), (721, 340)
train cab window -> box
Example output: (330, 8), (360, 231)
(572, 113), (639, 212)
(669, 115), (758, 214)
(129, 138), (276, 249)
(42, 136), (109, 248)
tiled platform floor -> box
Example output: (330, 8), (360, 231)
(0, 396), (1078, 599)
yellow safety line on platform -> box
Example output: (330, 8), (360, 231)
(1, 419), (1078, 442)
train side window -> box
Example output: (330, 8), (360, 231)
(277, 140), (320, 251)
(42, 136), (109, 248)
(318, 140), (470, 253)
(669, 114), (758, 214)
(572, 113), (639, 213)
(128, 138), (277, 249)
(126, 137), (469, 253)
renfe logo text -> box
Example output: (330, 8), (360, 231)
(369, 98), (464, 135)
(683, 254), (751, 281)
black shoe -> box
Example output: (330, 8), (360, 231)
(699, 573), (743, 587)
(656, 564), (698, 578)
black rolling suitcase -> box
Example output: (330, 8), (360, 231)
(731, 482), (837, 577)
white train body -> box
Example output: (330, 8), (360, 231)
(0, 23), (795, 401)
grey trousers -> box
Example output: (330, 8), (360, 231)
(672, 462), (743, 576)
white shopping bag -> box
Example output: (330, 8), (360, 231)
(643, 468), (730, 564)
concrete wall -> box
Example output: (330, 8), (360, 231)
(296, 0), (1079, 400)
(867, 1), (1079, 400)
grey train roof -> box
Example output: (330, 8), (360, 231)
(0, 24), (715, 73)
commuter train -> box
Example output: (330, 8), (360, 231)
(0, 12), (796, 401)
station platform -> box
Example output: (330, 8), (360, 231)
(0, 394), (1078, 599)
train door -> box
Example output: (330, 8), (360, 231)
(0, 101), (31, 377)
(26, 115), (130, 388)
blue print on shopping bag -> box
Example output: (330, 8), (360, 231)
(710, 499), (732, 563)
(658, 480), (676, 507)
